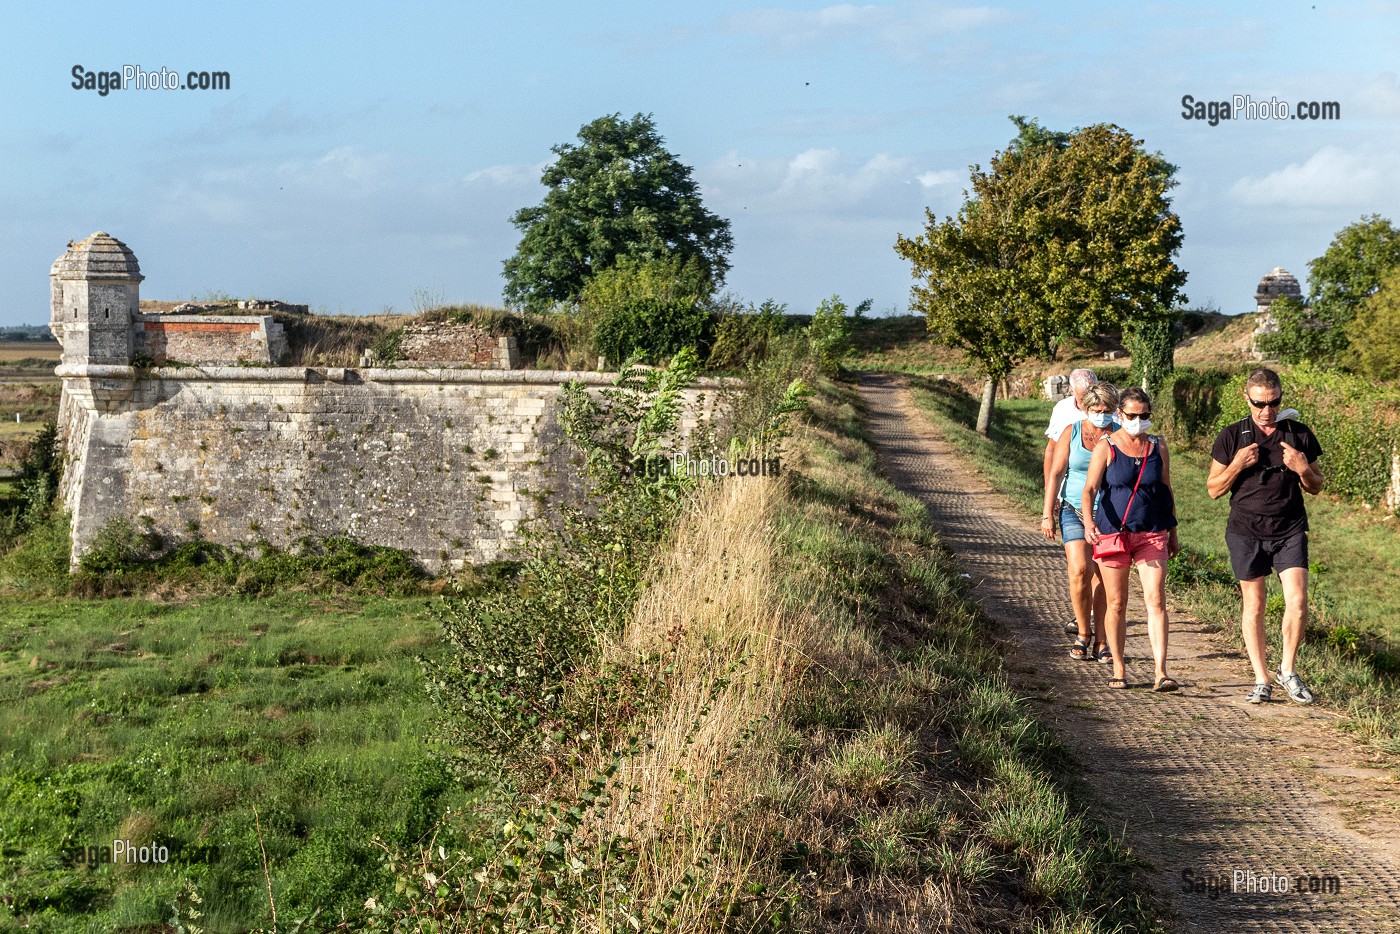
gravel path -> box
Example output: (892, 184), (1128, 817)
(859, 372), (1400, 933)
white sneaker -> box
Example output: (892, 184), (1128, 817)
(1274, 672), (1314, 705)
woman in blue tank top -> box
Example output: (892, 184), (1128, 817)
(1042, 382), (1120, 662)
(1081, 387), (1180, 692)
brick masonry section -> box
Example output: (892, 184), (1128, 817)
(135, 315), (288, 366)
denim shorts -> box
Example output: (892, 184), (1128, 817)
(1059, 502), (1086, 543)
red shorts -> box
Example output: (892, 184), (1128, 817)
(1097, 530), (1170, 569)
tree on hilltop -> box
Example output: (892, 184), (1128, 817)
(894, 117), (1186, 432)
(503, 113), (733, 312)
(1352, 266), (1400, 380)
(1257, 215), (1400, 366)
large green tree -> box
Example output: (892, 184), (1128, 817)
(1309, 214), (1400, 363)
(502, 113), (734, 311)
(1257, 215), (1400, 365)
(1352, 266), (1400, 380)
(894, 118), (1186, 432)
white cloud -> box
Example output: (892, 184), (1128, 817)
(917, 169), (960, 187)
(1227, 146), (1400, 209)
(1354, 72), (1400, 118)
(721, 2), (1012, 56)
(702, 147), (957, 223)
(463, 161), (550, 186)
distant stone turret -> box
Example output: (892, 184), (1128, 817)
(1251, 266), (1303, 360)
(1254, 266), (1302, 314)
(50, 231), (141, 366)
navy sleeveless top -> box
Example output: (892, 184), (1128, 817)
(1094, 438), (1177, 534)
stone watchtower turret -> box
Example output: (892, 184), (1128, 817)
(1251, 266), (1303, 360)
(1254, 266), (1302, 315)
(49, 231), (141, 366)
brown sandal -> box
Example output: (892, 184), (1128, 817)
(1153, 677), (1180, 693)
(1107, 677), (1128, 689)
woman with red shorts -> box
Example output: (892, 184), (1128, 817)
(1081, 387), (1181, 691)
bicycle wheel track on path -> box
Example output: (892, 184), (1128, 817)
(859, 372), (1400, 933)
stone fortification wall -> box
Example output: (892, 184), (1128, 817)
(398, 323), (519, 367)
(48, 233), (726, 570)
(57, 364), (722, 571)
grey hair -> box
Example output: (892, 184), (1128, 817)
(1080, 382), (1119, 412)
(1246, 367), (1282, 393)
(1069, 368), (1098, 391)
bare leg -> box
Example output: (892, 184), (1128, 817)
(1239, 577), (1270, 684)
(1090, 562), (1107, 647)
(1137, 559), (1170, 681)
(1278, 566), (1309, 674)
(1098, 561), (1132, 681)
(1064, 541), (1094, 641)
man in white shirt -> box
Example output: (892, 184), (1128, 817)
(1043, 368), (1097, 635)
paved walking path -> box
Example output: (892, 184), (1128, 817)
(860, 372), (1400, 933)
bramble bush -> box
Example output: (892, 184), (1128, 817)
(1155, 367), (1234, 443)
(373, 336), (811, 931)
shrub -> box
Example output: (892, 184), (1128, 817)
(77, 515), (162, 575)
(1255, 296), (1344, 365)
(1157, 367), (1234, 443)
(706, 300), (789, 371)
(808, 294), (864, 376)
(0, 508), (73, 592)
(580, 254), (714, 365)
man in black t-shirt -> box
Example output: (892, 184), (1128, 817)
(1207, 368), (1324, 706)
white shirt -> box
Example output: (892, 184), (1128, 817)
(1046, 396), (1085, 442)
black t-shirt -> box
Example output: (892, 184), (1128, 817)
(1210, 418), (1323, 541)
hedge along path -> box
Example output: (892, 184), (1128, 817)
(859, 372), (1400, 933)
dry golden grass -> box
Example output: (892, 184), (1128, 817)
(0, 341), (59, 362)
(1172, 310), (1258, 367)
(601, 473), (796, 923)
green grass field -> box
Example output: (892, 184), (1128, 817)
(0, 592), (486, 932)
(906, 375), (1400, 759)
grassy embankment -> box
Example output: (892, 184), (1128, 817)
(378, 379), (1168, 931)
(904, 376), (1400, 763)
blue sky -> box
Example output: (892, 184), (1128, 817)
(2, 0), (1398, 326)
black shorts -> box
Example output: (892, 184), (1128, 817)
(1225, 530), (1308, 581)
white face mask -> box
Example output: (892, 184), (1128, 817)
(1122, 417), (1152, 436)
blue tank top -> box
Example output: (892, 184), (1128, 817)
(1094, 437), (1177, 533)
(1060, 419), (1118, 510)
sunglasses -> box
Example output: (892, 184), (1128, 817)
(1249, 397), (1282, 409)
(1121, 411), (1151, 421)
